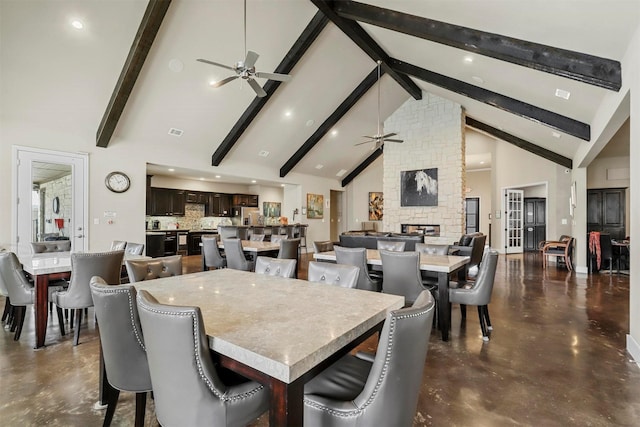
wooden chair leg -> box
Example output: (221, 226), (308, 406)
(483, 305), (493, 331)
(134, 392), (147, 427)
(73, 308), (82, 346)
(2, 297), (11, 323)
(56, 306), (66, 336)
(478, 306), (489, 341)
(14, 306), (26, 341)
(102, 385), (120, 427)
(460, 304), (467, 320)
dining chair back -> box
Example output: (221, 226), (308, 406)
(334, 246), (380, 292)
(270, 235), (285, 245)
(449, 250), (499, 341)
(254, 256), (297, 278)
(377, 240), (406, 252)
(0, 252), (40, 340)
(125, 255), (182, 283)
(218, 226), (238, 239)
(124, 242), (145, 256)
(278, 238), (300, 277)
(90, 278), (151, 427)
(415, 243), (449, 255)
(307, 261), (360, 289)
(303, 291), (435, 427)
(110, 241), (127, 251)
(223, 238), (255, 271)
(237, 228), (250, 240)
(51, 250), (124, 345)
(313, 241), (334, 253)
(136, 290), (269, 427)
(380, 250), (433, 305)
(31, 240), (71, 253)
(249, 234), (265, 241)
(202, 237), (226, 270)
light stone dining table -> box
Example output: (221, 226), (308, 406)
(19, 251), (149, 348)
(133, 268), (404, 427)
(314, 249), (470, 341)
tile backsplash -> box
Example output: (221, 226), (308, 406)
(147, 203), (230, 230)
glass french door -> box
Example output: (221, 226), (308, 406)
(13, 146), (88, 254)
(504, 189), (524, 254)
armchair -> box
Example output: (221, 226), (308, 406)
(450, 233), (487, 273)
(541, 236), (575, 271)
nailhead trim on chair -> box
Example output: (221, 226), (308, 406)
(137, 299), (264, 402)
(303, 307), (431, 417)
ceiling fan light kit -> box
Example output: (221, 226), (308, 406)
(196, 0), (292, 98)
(357, 60), (404, 148)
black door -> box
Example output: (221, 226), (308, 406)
(465, 198), (480, 234)
(587, 188), (626, 240)
(523, 198), (546, 252)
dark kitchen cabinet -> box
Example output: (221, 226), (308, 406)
(208, 193), (231, 216)
(232, 194), (258, 207)
(186, 191), (208, 204)
(587, 188), (626, 240)
(148, 188), (185, 216)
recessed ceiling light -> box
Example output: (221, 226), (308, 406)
(552, 131), (562, 138)
(471, 76), (484, 84)
(555, 88), (571, 100)
(480, 161), (485, 165)
(251, 180), (257, 183)
(336, 169), (347, 177)
(284, 111), (292, 117)
(215, 175), (221, 179)
(258, 150), (269, 157)
(280, 184), (285, 187)
(71, 20), (84, 30)
(315, 164), (324, 170)
(306, 119), (315, 127)
(199, 177), (205, 181)
(464, 56), (473, 63)
(331, 129), (338, 136)
(168, 59), (183, 73)
(168, 168), (175, 172)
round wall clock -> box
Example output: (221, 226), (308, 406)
(105, 171), (131, 193)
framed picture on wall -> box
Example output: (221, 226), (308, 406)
(369, 192), (383, 220)
(400, 168), (438, 207)
(263, 201), (281, 218)
(306, 193), (324, 219)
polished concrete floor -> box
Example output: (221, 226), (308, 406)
(1, 252), (639, 426)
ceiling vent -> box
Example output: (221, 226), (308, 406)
(168, 128), (184, 137)
(258, 150), (270, 157)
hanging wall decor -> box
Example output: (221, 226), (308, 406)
(400, 168), (438, 207)
(306, 193), (324, 219)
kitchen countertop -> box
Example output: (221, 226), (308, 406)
(146, 229), (218, 233)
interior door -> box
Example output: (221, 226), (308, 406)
(504, 189), (524, 254)
(14, 146), (88, 253)
(523, 198), (546, 251)
(465, 197), (480, 234)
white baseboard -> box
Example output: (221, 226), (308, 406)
(575, 265), (589, 275)
(627, 334), (640, 365)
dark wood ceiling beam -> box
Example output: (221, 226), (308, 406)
(280, 67), (382, 178)
(466, 117), (572, 169)
(310, 0), (421, 100)
(96, 0), (172, 148)
(341, 145), (383, 187)
(334, 0), (621, 91)
(390, 58), (590, 141)
(211, 12), (328, 166)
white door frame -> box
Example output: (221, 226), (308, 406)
(12, 146), (89, 254)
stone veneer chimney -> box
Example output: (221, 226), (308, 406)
(382, 91), (466, 244)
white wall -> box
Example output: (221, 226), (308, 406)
(344, 156), (383, 231)
(466, 170), (492, 238)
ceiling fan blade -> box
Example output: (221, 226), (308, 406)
(381, 132), (397, 138)
(247, 78), (267, 97)
(361, 136), (376, 140)
(210, 75), (239, 88)
(354, 141), (372, 146)
(254, 71), (292, 82)
(196, 58), (235, 71)
(244, 51), (259, 69)
(384, 138), (404, 143)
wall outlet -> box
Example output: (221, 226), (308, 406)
(93, 218), (99, 225)
(561, 218), (568, 225)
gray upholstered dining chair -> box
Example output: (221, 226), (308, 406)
(303, 291), (436, 427)
(90, 278), (151, 427)
(277, 238), (300, 278)
(415, 243), (450, 255)
(449, 250), (499, 341)
(202, 236), (226, 270)
(379, 250), (435, 306)
(249, 234), (265, 241)
(307, 261), (360, 289)
(0, 252), (64, 341)
(51, 250), (124, 345)
(124, 242), (145, 256)
(334, 246), (381, 292)
(110, 240), (127, 251)
(218, 226), (238, 239)
(223, 238), (255, 272)
(30, 240), (71, 253)
(136, 290), (269, 427)
(313, 240), (334, 253)
(377, 240), (406, 252)
(125, 255), (182, 283)
(254, 256), (296, 278)
(270, 235), (285, 245)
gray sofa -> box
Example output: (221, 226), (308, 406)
(338, 231), (424, 251)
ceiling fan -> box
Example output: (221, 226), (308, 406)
(196, 0), (292, 98)
(355, 60), (404, 149)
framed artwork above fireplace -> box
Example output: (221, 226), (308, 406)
(401, 168), (438, 207)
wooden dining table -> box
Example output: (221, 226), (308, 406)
(19, 251), (149, 348)
(133, 269), (403, 427)
(313, 249), (470, 341)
